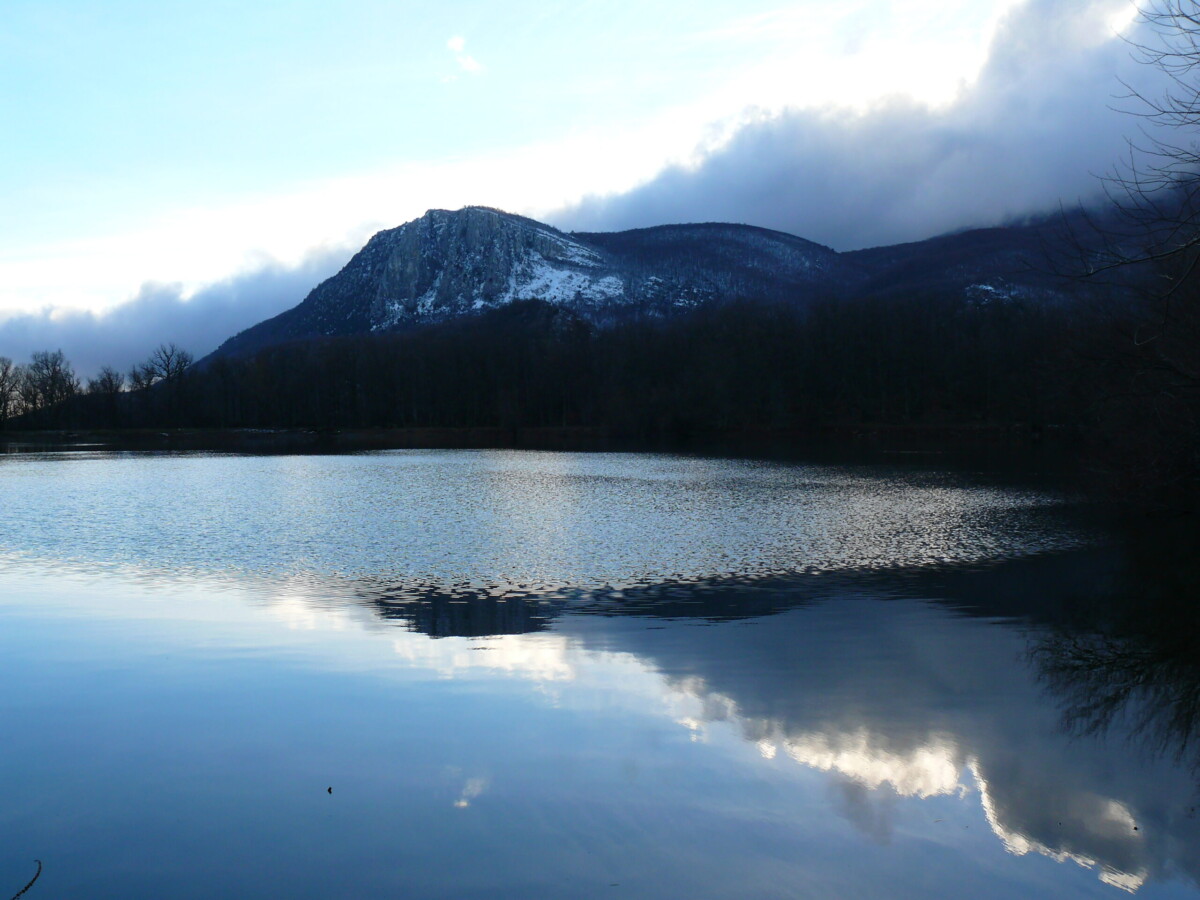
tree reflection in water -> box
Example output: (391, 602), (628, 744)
(1034, 522), (1200, 771)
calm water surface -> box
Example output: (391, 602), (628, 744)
(0, 449), (1196, 898)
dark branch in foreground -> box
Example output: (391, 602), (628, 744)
(9, 861), (41, 900)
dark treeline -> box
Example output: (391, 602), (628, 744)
(0, 292), (1090, 433)
(3, 276), (1198, 504)
(0, 342), (192, 432)
(113, 295), (1074, 433)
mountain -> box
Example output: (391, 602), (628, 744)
(211, 206), (1079, 360)
(844, 223), (1067, 304)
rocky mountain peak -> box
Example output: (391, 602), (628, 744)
(361, 207), (619, 329)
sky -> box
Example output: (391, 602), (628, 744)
(0, 0), (1159, 375)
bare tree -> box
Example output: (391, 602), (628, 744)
(145, 343), (194, 386)
(1072, 1), (1200, 280)
(86, 365), (125, 396)
(87, 365), (126, 427)
(128, 361), (154, 393)
(127, 343), (194, 424)
(20, 349), (79, 417)
(1059, 2), (1200, 503)
(0, 356), (19, 429)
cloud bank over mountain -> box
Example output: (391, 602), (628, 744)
(552, 0), (1163, 249)
(0, 247), (350, 378)
(0, 0), (1163, 371)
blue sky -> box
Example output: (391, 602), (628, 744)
(0, 0), (1153, 371)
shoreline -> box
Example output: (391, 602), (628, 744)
(0, 423), (1080, 472)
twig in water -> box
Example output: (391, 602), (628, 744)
(9, 860), (41, 900)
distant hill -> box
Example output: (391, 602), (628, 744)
(209, 206), (1087, 360)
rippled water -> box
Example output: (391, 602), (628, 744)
(0, 450), (1194, 899)
(0, 450), (1085, 591)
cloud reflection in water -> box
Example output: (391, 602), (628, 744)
(1, 450), (1191, 897)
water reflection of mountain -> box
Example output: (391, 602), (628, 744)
(349, 545), (1118, 639)
(336, 540), (1200, 894)
(361, 587), (566, 638)
(353, 576), (823, 637)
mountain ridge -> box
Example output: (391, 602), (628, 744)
(211, 205), (1074, 361)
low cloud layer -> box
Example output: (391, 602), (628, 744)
(0, 0), (1165, 372)
(553, 0), (1167, 250)
(0, 246), (350, 379)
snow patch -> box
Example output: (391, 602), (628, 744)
(539, 232), (605, 268)
(506, 257), (626, 306)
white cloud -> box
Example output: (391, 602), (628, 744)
(552, 0), (1162, 249)
(0, 244), (352, 376)
(447, 34), (483, 74)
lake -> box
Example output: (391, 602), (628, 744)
(0, 449), (1196, 898)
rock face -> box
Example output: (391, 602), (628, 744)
(365, 207), (627, 327)
(211, 205), (1080, 360)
